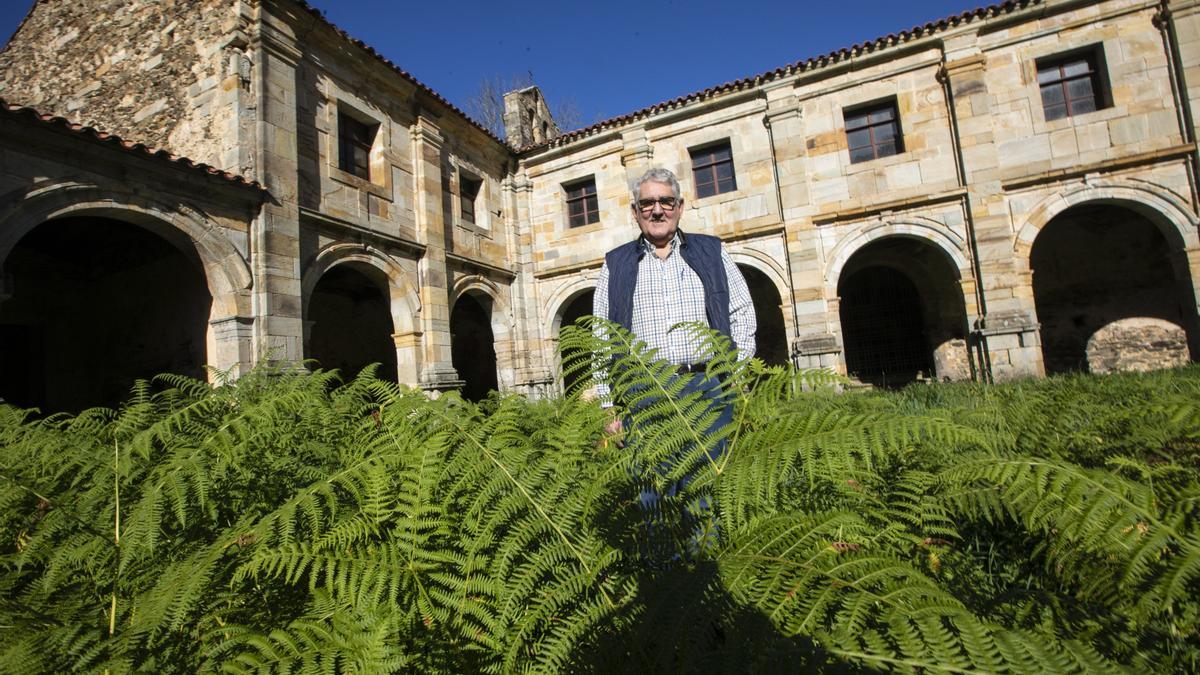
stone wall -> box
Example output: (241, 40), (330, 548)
(0, 0), (252, 173)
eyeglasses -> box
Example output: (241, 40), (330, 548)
(636, 197), (679, 213)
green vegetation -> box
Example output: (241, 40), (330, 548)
(2, 320), (1199, 673)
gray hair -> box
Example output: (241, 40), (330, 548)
(630, 167), (682, 204)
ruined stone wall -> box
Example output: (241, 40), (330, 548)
(0, 0), (252, 173)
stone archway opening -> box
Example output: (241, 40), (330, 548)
(450, 292), (498, 402)
(737, 265), (788, 366)
(0, 216), (212, 412)
(1031, 203), (1196, 375)
(837, 237), (969, 388)
(306, 263), (397, 382)
(556, 289), (595, 395)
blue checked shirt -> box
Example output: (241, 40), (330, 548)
(593, 233), (756, 404)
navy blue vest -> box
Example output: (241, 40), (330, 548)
(605, 230), (731, 340)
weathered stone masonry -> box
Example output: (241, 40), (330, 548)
(0, 0), (1197, 409)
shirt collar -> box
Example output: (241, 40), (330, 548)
(637, 229), (685, 257)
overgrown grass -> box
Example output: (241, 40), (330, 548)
(1, 324), (1198, 673)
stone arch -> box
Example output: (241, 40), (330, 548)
(1013, 179), (1200, 261)
(825, 217), (970, 296)
(302, 243), (422, 385)
(544, 274), (599, 338)
(831, 228), (973, 386)
(544, 276), (599, 396)
(1023, 193), (1200, 374)
(303, 243), (421, 335)
(0, 180), (255, 381)
(451, 275), (515, 396)
(0, 180), (252, 318)
(729, 252), (792, 367)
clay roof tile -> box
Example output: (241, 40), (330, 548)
(0, 98), (267, 193)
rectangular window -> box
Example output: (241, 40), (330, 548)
(565, 178), (599, 228)
(690, 141), (737, 199)
(338, 111), (377, 180)
(844, 100), (903, 164)
(460, 174), (481, 224)
(1037, 46), (1109, 121)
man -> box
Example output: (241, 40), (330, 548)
(594, 166), (756, 425)
(593, 167), (755, 559)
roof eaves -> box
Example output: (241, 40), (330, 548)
(517, 0), (1039, 155)
(291, 0), (510, 148)
(0, 98), (268, 193)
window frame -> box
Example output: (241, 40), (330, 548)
(1035, 44), (1110, 122)
(843, 99), (904, 164)
(337, 110), (377, 181)
(564, 177), (600, 229)
(459, 173), (482, 225)
(689, 140), (737, 199)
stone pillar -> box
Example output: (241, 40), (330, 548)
(392, 330), (422, 387)
(410, 114), (462, 393)
(763, 86), (819, 362)
(504, 168), (555, 396)
(247, 16), (304, 366)
(941, 46), (1042, 379)
(209, 315), (254, 377)
(620, 125), (655, 185)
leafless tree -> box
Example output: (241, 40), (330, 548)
(463, 73), (586, 140)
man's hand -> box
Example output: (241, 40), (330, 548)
(601, 408), (624, 448)
(604, 417), (623, 436)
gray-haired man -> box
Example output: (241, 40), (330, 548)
(593, 167), (755, 556)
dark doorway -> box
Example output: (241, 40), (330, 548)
(0, 216), (211, 412)
(837, 237), (969, 387)
(306, 264), (397, 382)
(1031, 204), (1196, 374)
(839, 266), (932, 387)
(737, 265), (788, 366)
(557, 289), (594, 395)
(451, 293), (497, 402)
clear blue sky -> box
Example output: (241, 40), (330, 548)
(1, 0), (979, 130)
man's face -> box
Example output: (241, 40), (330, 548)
(633, 180), (683, 247)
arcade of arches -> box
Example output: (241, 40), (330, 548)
(0, 216), (211, 412)
(305, 263), (398, 383)
(3, 209), (1196, 414)
(1030, 203), (1196, 375)
(837, 237), (970, 388)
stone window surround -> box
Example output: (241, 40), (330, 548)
(563, 175), (600, 229)
(842, 96), (904, 164)
(326, 96), (392, 201)
(560, 174), (602, 233)
(1026, 40), (1116, 129)
(677, 133), (748, 209)
(688, 138), (738, 200)
(449, 158), (491, 233)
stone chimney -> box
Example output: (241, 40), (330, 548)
(502, 85), (559, 147)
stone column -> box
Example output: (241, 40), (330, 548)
(941, 45), (1042, 379)
(209, 315), (254, 377)
(247, 13), (305, 367)
(392, 329), (422, 387)
(504, 167), (555, 396)
(410, 114), (462, 393)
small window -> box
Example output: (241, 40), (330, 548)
(690, 141), (736, 199)
(338, 111), (377, 180)
(844, 100), (903, 164)
(565, 178), (599, 228)
(460, 174), (481, 224)
(1037, 46), (1109, 121)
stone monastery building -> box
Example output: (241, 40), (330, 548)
(0, 0), (1198, 410)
